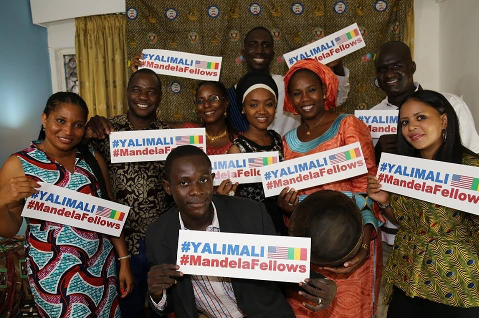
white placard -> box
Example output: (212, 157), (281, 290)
(177, 230), (310, 283)
(283, 23), (365, 68)
(355, 110), (399, 138)
(109, 128), (206, 163)
(139, 49), (222, 81)
(260, 142), (367, 197)
(377, 153), (479, 215)
(210, 152), (280, 186)
(22, 183), (130, 237)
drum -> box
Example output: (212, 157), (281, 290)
(289, 190), (364, 267)
(0, 236), (37, 318)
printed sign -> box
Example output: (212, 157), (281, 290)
(110, 128), (205, 163)
(355, 110), (398, 138)
(22, 183), (130, 237)
(260, 142), (367, 197)
(140, 49), (222, 81)
(177, 230), (311, 283)
(283, 23), (365, 68)
(377, 153), (479, 215)
(210, 152), (280, 186)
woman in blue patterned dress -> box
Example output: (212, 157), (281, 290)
(0, 92), (133, 317)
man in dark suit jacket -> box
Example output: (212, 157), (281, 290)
(146, 145), (336, 317)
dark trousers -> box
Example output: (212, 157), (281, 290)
(116, 240), (160, 318)
(388, 286), (479, 318)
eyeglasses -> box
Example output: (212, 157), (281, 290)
(194, 95), (224, 105)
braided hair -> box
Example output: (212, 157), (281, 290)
(38, 92), (109, 200)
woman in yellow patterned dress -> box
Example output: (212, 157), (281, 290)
(368, 90), (479, 317)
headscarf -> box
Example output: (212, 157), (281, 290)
(236, 72), (279, 106)
(283, 59), (339, 114)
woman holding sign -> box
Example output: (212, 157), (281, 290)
(185, 81), (239, 155)
(227, 72), (287, 235)
(185, 81), (240, 196)
(368, 90), (479, 317)
(0, 92), (133, 317)
(278, 59), (382, 318)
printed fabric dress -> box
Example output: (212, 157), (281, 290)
(384, 153), (479, 308)
(183, 123), (237, 155)
(15, 142), (120, 318)
(232, 130), (284, 202)
(283, 114), (383, 318)
(232, 130), (287, 235)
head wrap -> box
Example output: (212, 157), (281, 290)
(283, 59), (339, 114)
(236, 72), (279, 106)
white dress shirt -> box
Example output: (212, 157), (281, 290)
(150, 203), (244, 318)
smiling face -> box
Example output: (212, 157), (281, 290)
(162, 155), (214, 229)
(399, 99), (447, 159)
(288, 69), (326, 121)
(242, 28), (275, 72)
(41, 102), (87, 152)
(195, 84), (229, 125)
(242, 88), (276, 130)
(375, 43), (416, 103)
(127, 72), (162, 121)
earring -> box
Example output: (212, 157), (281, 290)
(241, 110), (245, 114)
(224, 111), (227, 117)
(323, 95), (326, 99)
(442, 129), (447, 142)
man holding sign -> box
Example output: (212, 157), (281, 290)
(146, 145), (336, 317)
(85, 69), (174, 317)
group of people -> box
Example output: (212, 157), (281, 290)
(0, 25), (478, 318)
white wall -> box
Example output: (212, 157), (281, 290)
(30, 0), (124, 93)
(438, 0), (479, 128)
(413, 0), (441, 91)
(46, 19), (75, 93)
(30, 0), (124, 25)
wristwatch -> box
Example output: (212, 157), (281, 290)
(377, 201), (391, 209)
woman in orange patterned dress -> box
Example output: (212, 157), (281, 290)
(278, 59), (383, 318)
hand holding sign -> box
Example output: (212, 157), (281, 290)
(216, 179), (239, 196)
(85, 115), (114, 140)
(366, 174), (390, 207)
(0, 176), (40, 205)
(277, 187), (299, 214)
(130, 52), (143, 72)
(147, 264), (183, 301)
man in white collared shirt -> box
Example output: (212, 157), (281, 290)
(372, 41), (479, 248)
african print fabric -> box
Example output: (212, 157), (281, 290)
(232, 130), (284, 202)
(92, 114), (174, 255)
(125, 0), (413, 122)
(15, 142), (120, 318)
(283, 114), (382, 318)
(384, 154), (479, 308)
(183, 122), (237, 155)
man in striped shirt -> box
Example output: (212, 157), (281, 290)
(146, 145), (336, 317)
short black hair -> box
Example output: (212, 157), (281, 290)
(243, 26), (274, 46)
(375, 41), (413, 67)
(128, 68), (162, 91)
(164, 145), (211, 181)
